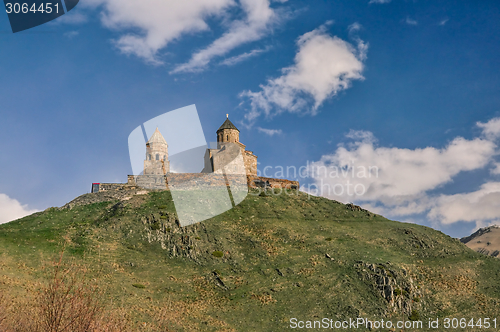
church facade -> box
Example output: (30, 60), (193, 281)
(139, 116), (257, 177)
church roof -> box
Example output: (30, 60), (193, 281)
(147, 128), (167, 144)
(217, 117), (239, 132)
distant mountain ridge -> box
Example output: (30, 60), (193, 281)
(461, 225), (500, 257)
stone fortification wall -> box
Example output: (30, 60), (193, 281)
(98, 183), (139, 191)
(97, 174), (299, 193)
(131, 174), (168, 190)
(244, 151), (258, 176)
(247, 176), (299, 190)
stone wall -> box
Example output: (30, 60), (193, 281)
(133, 174), (168, 190)
(244, 151), (257, 176)
(212, 144), (247, 175)
(144, 159), (169, 175)
(116, 173), (299, 191)
(97, 183), (139, 192)
(205, 143), (258, 176)
(247, 176), (299, 190)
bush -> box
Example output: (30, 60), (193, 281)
(212, 251), (224, 258)
(158, 205), (167, 209)
(132, 284), (146, 289)
(160, 215), (167, 220)
(35, 256), (104, 332)
(150, 223), (161, 230)
(325, 237), (332, 241)
(409, 310), (420, 321)
(0, 254), (132, 332)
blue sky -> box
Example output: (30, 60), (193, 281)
(1, 0), (500, 238)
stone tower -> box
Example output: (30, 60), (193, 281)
(203, 115), (258, 175)
(217, 114), (240, 146)
(143, 128), (170, 175)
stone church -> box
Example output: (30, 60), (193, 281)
(141, 115), (257, 176)
(92, 115), (298, 193)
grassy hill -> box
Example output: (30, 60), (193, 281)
(1, 189), (499, 331)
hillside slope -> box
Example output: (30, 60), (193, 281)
(1, 189), (499, 331)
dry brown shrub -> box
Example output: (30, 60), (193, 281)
(250, 292), (276, 305)
(0, 292), (8, 330)
(0, 253), (131, 332)
(31, 254), (103, 332)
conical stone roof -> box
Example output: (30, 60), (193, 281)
(217, 117), (239, 132)
(147, 128), (167, 144)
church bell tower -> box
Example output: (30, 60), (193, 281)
(143, 128), (170, 175)
(217, 114), (240, 146)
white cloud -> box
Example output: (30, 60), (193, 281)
(82, 0), (287, 68)
(369, 0), (391, 4)
(345, 129), (376, 144)
(439, 18), (449, 26)
(172, 0), (285, 73)
(257, 127), (282, 136)
(50, 11), (88, 24)
(64, 31), (79, 39)
(405, 17), (418, 26)
(477, 117), (500, 140)
(490, 163), (500, 175)
(309, 135), (494, 200)
(240, 23), (367, 123)
(307, 119), (500, 228)
(85, 0), (235, 65)
(428, 182), (500, 226)
(0, 194), (38, 225)
(220, 47), (270, 66)
(348, 22), (362, 34)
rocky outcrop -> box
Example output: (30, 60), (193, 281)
(141, 212), (215, 263)
(355, 261), (421, 317)
(61, 189), (148, 210)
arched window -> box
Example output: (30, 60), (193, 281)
(156, 154), (159, 160)
(163, 155), (166, 161)
(226, 135), (229, 141)
(148, 154), (151, 160)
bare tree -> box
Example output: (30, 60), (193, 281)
(33, 253), (103, 332)
(1, 253), (137, 332)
